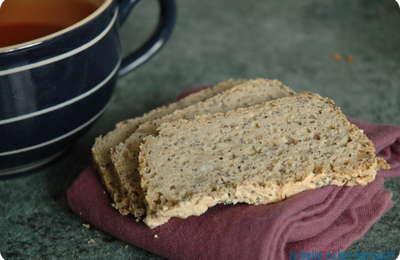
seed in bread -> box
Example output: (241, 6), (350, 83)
(111, 79), (296, 223)
(92, 79), (243, 213)
(138, 92), (389, 228)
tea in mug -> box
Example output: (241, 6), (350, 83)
(0, 0), (104, 48)
(0, 24), (68, 48)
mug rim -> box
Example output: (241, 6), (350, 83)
(0, 0), (113, 53)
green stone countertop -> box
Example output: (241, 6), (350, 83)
(1, 0), (400, 259)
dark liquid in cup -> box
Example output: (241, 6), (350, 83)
(0, 24), (67, 47)
(0, 0), (101, 48)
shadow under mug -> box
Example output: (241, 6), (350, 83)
(0, 0), (176, 176)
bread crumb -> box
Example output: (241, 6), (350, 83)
(82, 223), (90, 228)
(88, 239), (95, 243)
(333, 53), (341, 61)
(154, 234), (159, 238)
(346, 55), (353, 63)
(125, 245), (129, 249)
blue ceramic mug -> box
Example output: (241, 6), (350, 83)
(0, 0), (176, 176)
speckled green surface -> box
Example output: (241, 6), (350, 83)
(1, 0), (400, 259)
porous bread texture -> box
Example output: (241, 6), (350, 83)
(92, 79), (243, 213)
(111, 79), (296, 224)
(139, 92), (389, 228)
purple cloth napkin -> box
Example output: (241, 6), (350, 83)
(66, 87), (400, 260)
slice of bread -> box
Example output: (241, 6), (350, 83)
(139, 92), (389, 228)
(92, 79), (243, 213)
(111, 79), (297, 225)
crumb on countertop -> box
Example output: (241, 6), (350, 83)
(82, 223), (90, 228)
(88, 239), (95, 243)
(333, 53), (341, 61)
(346, 55), (354, 63)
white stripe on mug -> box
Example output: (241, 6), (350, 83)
(0, 149), (67, 176)
(0, 7), (118, 76)
(0, 58), (121, 125)
(0, 104), (108, 156)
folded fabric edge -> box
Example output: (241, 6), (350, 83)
(283, 177), (393, 259)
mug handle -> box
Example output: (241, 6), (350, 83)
(117, 0), (176, 77)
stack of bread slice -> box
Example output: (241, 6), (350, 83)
(92, 79), (389, 229)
